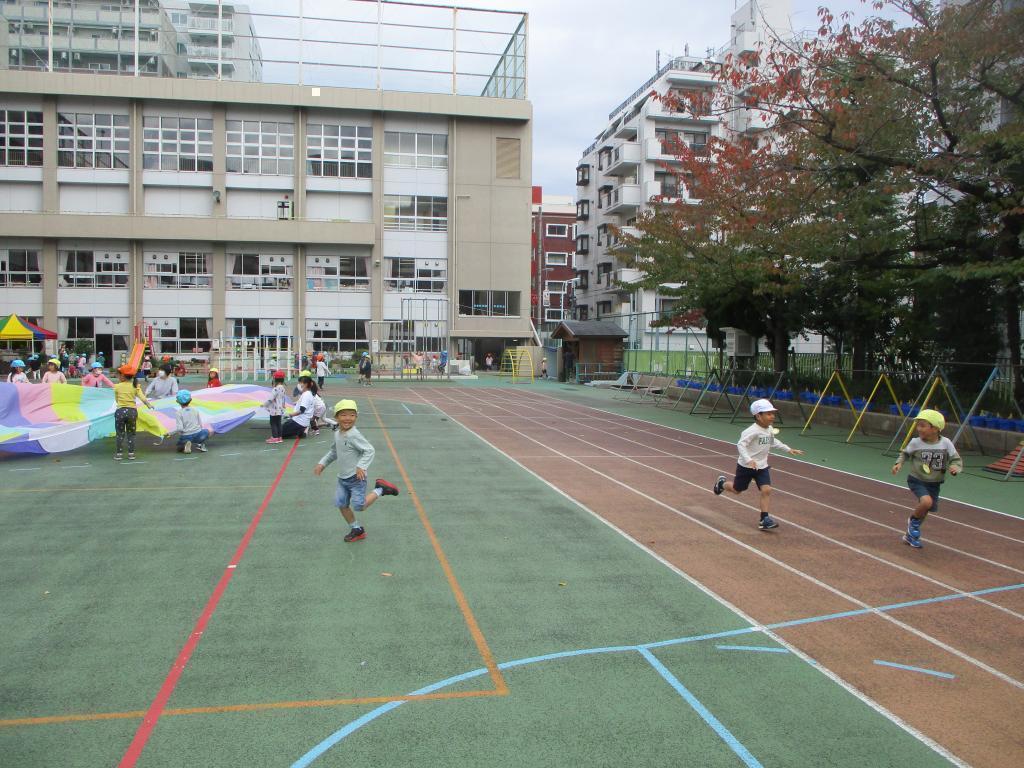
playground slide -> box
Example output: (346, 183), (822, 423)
(126, 342), (146, 373)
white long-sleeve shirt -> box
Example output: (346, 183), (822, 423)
(145, 375), (178, 399)
(736, 423), (793, 469)
(318, 426), (375, 479)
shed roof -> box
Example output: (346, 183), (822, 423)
(550, 320), (629, 340)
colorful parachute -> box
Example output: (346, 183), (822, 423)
(0, 382), (285, 455)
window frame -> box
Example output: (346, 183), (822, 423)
(383, 131), (448, 169)
(0, 248), (42, 286)
(545, 223), (569, 238)
(59, 249), (129, 288)
(545, 252), (569, 266)
(57, 112), (130, 169)
(305, 254), (370, 291)
(142, 116), (214, 172)
(382, 195), (448, 232)
(225, 119), (294, 175)
(227, 252), (293, 290)
(0, 109), (44, 167)
(143, 251), (212, 289)
(306, 123), (372, 178)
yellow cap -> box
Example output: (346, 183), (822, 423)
(916, 409), (945, 430)
(208, 367), (219, 374)
(334, 399), (358, 414)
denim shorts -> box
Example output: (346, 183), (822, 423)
(907, 476), (941, 511)
(733, 464), (772, 492)
(335, 474), (367, 512)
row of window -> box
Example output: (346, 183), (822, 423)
(4, 248), (451, 293)
(1, 110), (452, 178)
(457, 290), (521, 317)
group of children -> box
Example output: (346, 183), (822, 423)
(713, 398), (961, 549)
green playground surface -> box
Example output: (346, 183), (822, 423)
(0, 377), (1001, 766)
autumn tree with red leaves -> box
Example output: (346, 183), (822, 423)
(619, 0), (1023, 394)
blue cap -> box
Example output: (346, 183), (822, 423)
(12, 359), (25, 367)
(176, 390), (192, 405)
(91, 361), (103, 369)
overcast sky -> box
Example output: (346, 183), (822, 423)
(443, 0), (899, 197)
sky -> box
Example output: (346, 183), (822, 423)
(442, 0), (901, 197)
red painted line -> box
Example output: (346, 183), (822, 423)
(117, 438), (300, 768)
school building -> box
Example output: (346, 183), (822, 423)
(0, 0), (533, 367)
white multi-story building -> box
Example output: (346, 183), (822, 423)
(575, 1), (795, 325)
(0, 1), (532, 367)
(165, 1), (263, 83)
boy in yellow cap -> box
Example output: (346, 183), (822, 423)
(892, 409), (962, 549)
(313, 399), (399, 542)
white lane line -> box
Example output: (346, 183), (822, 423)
(401, 402), (413, 415)
(63, 464), (91, 469)
(426, 386), (1024, 689)
(410, 388), (969, 768)
(221, 452), (242, 457)
(9, 467), (41, 472)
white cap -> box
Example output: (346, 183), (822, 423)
(750, 398), (778, 416)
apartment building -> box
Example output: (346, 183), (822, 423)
(0, 1), (532, 366)
(530, 186), (575, 328)
(573, 0), (792, 322)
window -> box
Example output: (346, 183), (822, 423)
(597, 301), (613, 316)
(59, 316), (94, 341)
(57, 113), (130, 169)
(143, 251), (212, 288)
(227, 253), (293, 290)
(230, 318), (260, 338)
(577, 305), (589, 320)
(546, 223), (569, 238)
(306, 254), (369, 290)
(575, 269), (588, 290)
(382, 195), (448, 232)
(596, 262), (613, 284)
(0, 110), (43, 166)
(576, 200), (590, 221)
(545, 308), (564, 322)
(225, 119), (294, 175)
(142, 116), (213, 172)
(656, 171), (681, 198)
(0, 248), (42, 285)
(383, 258), (446, 292)
(148, 317), (212, 354)
(575, 234), (590, 254)
(383, 131), (447, 168)
(545, 252), (569, 266)
(59, 250), (129, 287)
(576, 163), (590, 186)
(306, 123), (372, 178)
(305, 319), (369, 352)
(457, 290), (520, 317)
(597, 224), (608, 247)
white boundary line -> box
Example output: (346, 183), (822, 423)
(412, 390), (970, 768)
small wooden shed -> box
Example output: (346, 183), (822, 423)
(550, 320), (628, 382)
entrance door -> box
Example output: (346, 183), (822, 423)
(95, 334), (114, 367)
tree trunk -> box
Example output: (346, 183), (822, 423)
(773, 325), (789, 373)
(1006, 283), (1022, 405)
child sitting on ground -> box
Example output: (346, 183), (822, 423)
(281, 374), (315, 440)
(713, 398), (805, 530)
(174, 390), (209, 454)
(892, 409), (961, 549)
(313, 399), (399, 542)
(263, 370), (287, 444)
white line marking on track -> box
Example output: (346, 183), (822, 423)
(411, 390), (970, 768)
(9, 467), (41, 472)
(424, 386), (1024, 688)
(221, 452), (242, 457)
(63, 464), (91, 469)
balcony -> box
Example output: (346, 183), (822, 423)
(613, 116), (638, 140)
(188, 16), (235, 37)
(604, 183), (642, 215)
(604, 142), (641, 176)
(187, 44), (235, 68)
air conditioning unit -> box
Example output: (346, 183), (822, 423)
(722, 327), (755, 357)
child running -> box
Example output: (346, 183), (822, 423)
(358, 352), (372, 386)
(713, 398), (805, 530)
(6, 359), (29, 383)
(173, 389), (209, 454)
(313, 399), (399, 542)
(315, 355), (329, 392)
(42, 358), (67, 384)
(112, 364), (152, 460)
(892, 409), (962, 549)
(263, 370), (287, 444)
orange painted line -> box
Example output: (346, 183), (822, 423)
(369, 396), (509, 695)
(0, 688), (503, 728)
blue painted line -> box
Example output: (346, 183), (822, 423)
(291, 580), (1024, 766)
(873, 660), (956, 679)
(639, 647), (763, 768)
(402, 402), (413, 415)
(716, 645), (790, 654)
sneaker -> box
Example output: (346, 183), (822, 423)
(375, 478), (400, 496)
(127, 453), (135, 460)
(713, 475), (726, 495)
(344, 526), (366, 542)
(183, 440), (192, 454)
(902, 533), (923, 549)
(265, 437), (278, 444)
(758, 516), (779, 530)
(312, 429), (321, 437)
(197, 444), (208, 453)
(114, 452), (123, 461)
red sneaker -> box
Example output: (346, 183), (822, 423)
(344, 526), (366, 542)
(375, 479), (400, 496)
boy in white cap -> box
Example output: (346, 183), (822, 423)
(891, 408), (961, 549)
(713, 398), (804, 530)
(313, 399), (399, 542)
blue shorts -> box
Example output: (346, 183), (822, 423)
(907, 476), (941, 511)
(335, 474), (367, 512)
(732, 464), (772, 493)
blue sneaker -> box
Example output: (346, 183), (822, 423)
(902, 533), (923, 549)
(758, 516), (778, 530)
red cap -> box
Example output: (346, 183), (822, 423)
(272, 370), (285, 379)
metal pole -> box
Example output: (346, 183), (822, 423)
(217, 0), (223, 80)
(376, 0), (383, 90)
(47, 0), (53, 72)
(451, 7), (457, 95)
(298, 0), (304, 85)
(134, 0), (140, 76)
